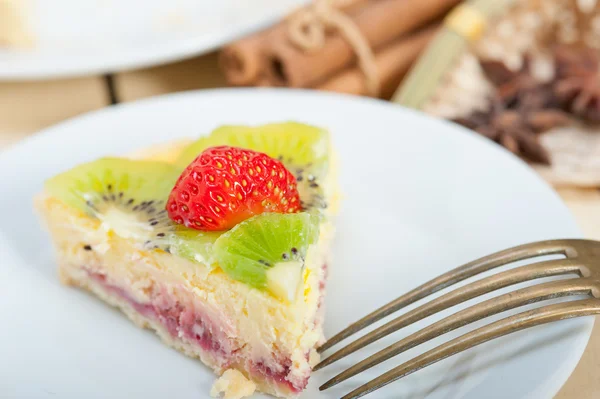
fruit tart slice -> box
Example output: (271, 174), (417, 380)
(35, 122), (339, 398)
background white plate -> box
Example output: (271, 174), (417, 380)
(0, 0), (306, 80)
(0, 89), (592, 399)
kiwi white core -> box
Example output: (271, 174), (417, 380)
(98, 207), (155, 242)
(266, 261), (303, 302)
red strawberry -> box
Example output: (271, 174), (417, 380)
(167, 146), (301, 231)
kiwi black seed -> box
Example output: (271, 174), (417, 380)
(280, 248), (305, 262)
(292, 168), (328, 212)
(274, 159), (327, 214)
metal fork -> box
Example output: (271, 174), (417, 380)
(315, 239), (600, 399)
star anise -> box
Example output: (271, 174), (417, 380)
(480, 57), (560, 111)
(453, 98), (570, 165)
(552, 45), (600, 122)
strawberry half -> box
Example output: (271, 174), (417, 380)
(167, 146), (301, 231)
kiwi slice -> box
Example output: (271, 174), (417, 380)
(176, 122), (329, 168)
(45, 158), (219, 263)
(176, 122), (331, 213)
(213, 212), (318, 301)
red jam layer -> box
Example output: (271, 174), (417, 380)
(252, 360), (305, 393)
(85, 270), (314, 393)
(88, 271), (233, 358)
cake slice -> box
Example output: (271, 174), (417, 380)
(36, 122), (338, 398)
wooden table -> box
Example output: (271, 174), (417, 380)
(1, 52), (598, 397)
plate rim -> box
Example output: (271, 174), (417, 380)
(0, 1), (308, 81)
(0, 87), (593, 398)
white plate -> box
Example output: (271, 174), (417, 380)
(0, 0), (306, 80)
(0, 89), (592, 399)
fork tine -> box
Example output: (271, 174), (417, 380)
(318, 240), (570, 353)
(320, 279), (591, 390)
(340, 298), (600, 399)
(314, 258), (581, 370)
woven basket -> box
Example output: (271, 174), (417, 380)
(393, 0), (600, 188)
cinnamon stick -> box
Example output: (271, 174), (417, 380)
(317, 25), (438, 98)
(219, 31), (273, 86)
(220, 0), (373, 86)
(264, 0), (460, 88)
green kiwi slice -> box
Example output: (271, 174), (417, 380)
(213, 212), (318, 301)
(176, 122), (329, 168)
(44, 158), (220, 263)
(176, 122), (331, 213)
